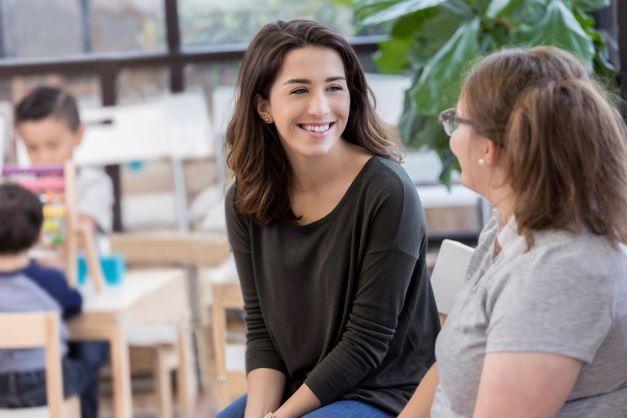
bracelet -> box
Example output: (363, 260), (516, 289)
(263, 413), (279, 418)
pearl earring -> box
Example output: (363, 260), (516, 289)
(264, 117), (272, 123)
(478, 158), (485, 166)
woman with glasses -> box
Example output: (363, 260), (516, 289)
(400, 46), (627, 418)
(217, 20), (440, 418)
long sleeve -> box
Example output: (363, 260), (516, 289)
(303, 173), (427, 404)
(225, 187), (287, 375)
(25, 262), (82, 319)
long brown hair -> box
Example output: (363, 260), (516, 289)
(225, 19), (399, 223)
(463, 46), (627, 246)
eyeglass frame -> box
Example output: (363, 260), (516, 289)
(438, 108), (474, 136)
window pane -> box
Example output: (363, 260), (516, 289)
(184, 61), (239, 139)
(179, 0), (356, 47)
(0, 0), (83, 58)
(90, 0), (166, 53)
(0, 74), (100, 110)
(116, 67), (169, 105)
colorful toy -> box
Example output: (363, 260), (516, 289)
(1, 162), (105, 292)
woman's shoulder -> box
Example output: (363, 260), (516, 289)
(507, 229), (627, 302)
(224, 183), (247, 223)
(358, 156), (417, 198)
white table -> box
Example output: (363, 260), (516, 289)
(67, 268), (193, 418)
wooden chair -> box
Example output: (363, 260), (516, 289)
(211, 281), (246, 410)
(125, 324), (195, 418)
(0, 312), (81, 418)
(430, 239), (475, 324)
(109, 232), (230, 417)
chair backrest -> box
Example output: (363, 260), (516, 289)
(0, 312), (63, 418)
(211, 281), (246, 409)
(430, 240), (475, 317)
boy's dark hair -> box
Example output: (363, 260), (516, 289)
(0, 184), (43, 253)
(15, 86), (81, 132)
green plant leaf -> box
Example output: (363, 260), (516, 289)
(572, 0), (610, 11)
(440, 0), (474, 17)
(352, 0), (615, 184)
(391, 7), (439, 37)
(411, 18), (480, 114)
(404, 8), (465, 67)
(516, 0), (595, 68)
(331, 0), (354, 5)
(360, 0), (449, 25)
(374, 37), (414, 73)
(353, 0), (402, 23)
(485, 0), (528, 18)
(467, 0), (492, 14)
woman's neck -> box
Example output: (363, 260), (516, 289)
(489, 187), (517, 227)
(288, 140), (359, 192)
(0, 251), (30, 272)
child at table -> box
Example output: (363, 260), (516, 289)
(0, 184), (106, 418)
(15, 85), (113, 235)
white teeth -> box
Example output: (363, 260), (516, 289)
(302, 124), (331, 133)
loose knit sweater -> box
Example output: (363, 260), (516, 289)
(225, 156), (440, 414)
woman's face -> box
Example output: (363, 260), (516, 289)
(257, 46), (350, 160)
(449, 97), (489, 195)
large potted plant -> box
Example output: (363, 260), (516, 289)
(342, 0), (615, 183)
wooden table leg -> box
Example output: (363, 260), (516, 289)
(177, 324), (197, 418)
(110, 325), (133, 418)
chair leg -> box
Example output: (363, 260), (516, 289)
(154, 347), (173, 418)
(177, 326), (196, 418)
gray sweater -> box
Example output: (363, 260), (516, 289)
(225, 157), (440, 414)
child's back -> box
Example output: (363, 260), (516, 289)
(0, 261), (81, 373)
(0, 184), (105, 418)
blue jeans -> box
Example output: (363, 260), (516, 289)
(215, 395), (395, 418)
(0, 341), (108, 418)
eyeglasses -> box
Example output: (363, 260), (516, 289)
(438, 108), (473, 136)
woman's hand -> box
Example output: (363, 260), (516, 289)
(473, 352), (582, 418)
(273, 383), (321, 418)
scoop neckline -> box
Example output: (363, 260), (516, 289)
(288, 156), (379, 229)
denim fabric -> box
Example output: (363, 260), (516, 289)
(215, 395), (394, 418)
(0, 341), (108, 418)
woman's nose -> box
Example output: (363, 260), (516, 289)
(307, 91), (330, 117)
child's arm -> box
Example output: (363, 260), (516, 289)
(78, 213), (99, 234)
(25, 263), (83, 319)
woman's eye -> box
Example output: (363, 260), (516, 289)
(291, 88), (307, 95)
(328, 85), (343, 92)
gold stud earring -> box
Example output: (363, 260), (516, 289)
(264, 116), (272, 123)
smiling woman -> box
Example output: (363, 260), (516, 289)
(219, 19), (440, 418)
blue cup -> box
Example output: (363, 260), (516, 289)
(78, 253), (126, 286)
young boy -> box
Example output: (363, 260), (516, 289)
(0, 184), (105, 418)
(15, 86), (113, 234)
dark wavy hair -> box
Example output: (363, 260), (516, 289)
(0, 184), (43, 253)
(462, 46), (627, 246)
(225, 19), (399, 223)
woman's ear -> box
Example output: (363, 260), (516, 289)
(483, 139), (501, 167)
(255, 94), (270, 119)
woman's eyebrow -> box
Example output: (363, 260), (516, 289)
(283, 76), (346, 85)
